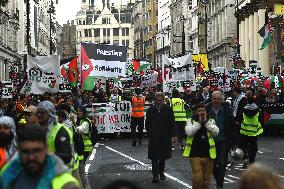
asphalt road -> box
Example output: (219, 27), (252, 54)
(85, 137), (284, 189)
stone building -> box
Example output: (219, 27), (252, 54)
(75, 0), (135, 59)
(156, 0), (171, 65)
(207, 0), (237, 68)
(0, 0), (21, 80)
(133, 0), (144, 60)
(61, 20), (77, 59)
(237, 0), (283, 75)
(170, 0), (190, 57)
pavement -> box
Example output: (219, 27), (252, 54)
(85, 137), (284, 189)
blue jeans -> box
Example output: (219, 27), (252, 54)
(213, 141), (228, 188)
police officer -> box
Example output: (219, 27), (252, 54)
(131, 87), (145, 146)
(170, 89), (187, 150)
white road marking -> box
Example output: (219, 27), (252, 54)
(85, 164), (91, 174)
(235, 167), (245, 171)
(105, 145), (192, 189)
(95, 143), (100, 148)
(279, 158), (284, 161)
(258, 151), (263, 154)
(228, 175), (240, 179)
(89, 149), (97, 161)
(279, 175), (284, 178)
(224, 177), (234, 183)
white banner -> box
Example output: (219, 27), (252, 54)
(1, 80), (13, 99)
(89, 60), (126, 77)
(162, 54), (193, 68)
(87, 101), (151, 133)
(27, 55), (60, 94)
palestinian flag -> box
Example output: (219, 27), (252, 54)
(258, 17), (273, 50)
(130, 59), (150, 75)
(67, 57), (79, 87)
(81, 43), (127, 90)
(262, 103), (284, 126)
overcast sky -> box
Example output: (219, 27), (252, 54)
(55, 0), (81, 25)
(55, 0), (128, 25)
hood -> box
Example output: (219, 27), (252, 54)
(244, 103), (259, 118)
(37, 101), (57, 128)
(0, 153), (69, 189)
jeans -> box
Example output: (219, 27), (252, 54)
(131, 117), (144, 142)
(190, 157), (214, 189)
(152, 160), (165, 176)
(213, 141), (228, 188)
(239, 134), (258, 163)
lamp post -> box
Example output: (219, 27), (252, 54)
(162, 25), (171, 56)
(47, 0), (55, 55)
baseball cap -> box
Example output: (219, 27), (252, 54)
(24, 105), (38, 114)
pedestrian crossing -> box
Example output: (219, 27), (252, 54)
(224, 163), (284, 184)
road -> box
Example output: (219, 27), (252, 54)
(85, 137), (284, 189)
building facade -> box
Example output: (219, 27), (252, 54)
(207, 0), (237, 68)
(61, 20), (77, 60)
(75, 0), (135, 59)
(142, 0), (158, 67)
(237, 0), (283, 75)
(188, 0), (198, 55)
(0, 0), (21, 80)
(170, 0), (190, 57)
(156, 0), (171, 65)
(133, 0), (144, 60)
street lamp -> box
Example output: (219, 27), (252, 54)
(47, 0), (55, 55)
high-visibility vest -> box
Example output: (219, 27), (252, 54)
(47, 123), (79, 172)
(52, 172), (79, 189)
(131, 96), (145, 117)
(79, 119), (93, 152)
(170, 98), (187, 122)
(183, 119), (216, 159)
(109, 94), (122, 102)
(240, 112), (263, 136)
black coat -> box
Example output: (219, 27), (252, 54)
(145, 104), (175, 160)
(206, 102), (238, 151)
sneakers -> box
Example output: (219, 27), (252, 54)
(152, 175), (159, 183)
(171, 146), (175, 151)
(160, 173), (166, 181)
(132, 141), (137, 147)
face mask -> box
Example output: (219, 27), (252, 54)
(0, 132), (14, 147)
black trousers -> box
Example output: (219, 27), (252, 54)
(213, 141), (228, 188)
(130, 116), (144, 142)
(239, 134), (258, 163)
(152, 159), (166, 176)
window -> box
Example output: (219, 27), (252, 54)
(83, 20), (86, 25)
(126, 40), (129, 47)
(122, 28), (129, 36)
(94, 29), (100, 37)
(102, 18), (110, 24)
(122, 40), (126, 46)
(84, 29), (92, 37)
(113, 28), (119, 36)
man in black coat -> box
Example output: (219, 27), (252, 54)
(145, 92), (177, 183)
(206, 91), (238, 189)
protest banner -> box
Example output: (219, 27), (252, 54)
(27, 55), (60, 94)
(1, 80), (13, 98)
(140, 73), (158, 88)
(86, 101), (152, 134)
(81, 43), (127, 90)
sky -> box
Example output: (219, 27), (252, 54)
(55, 0), (81, 25)
(55, 0), (129, 25)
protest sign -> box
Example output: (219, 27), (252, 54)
(1, 80), (13, 98)
(86, 101), (152, 133)
(27, 55), (60, 94)
(140, 73), (158, 88)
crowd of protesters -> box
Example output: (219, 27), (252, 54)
(0, 82), (284, 189)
